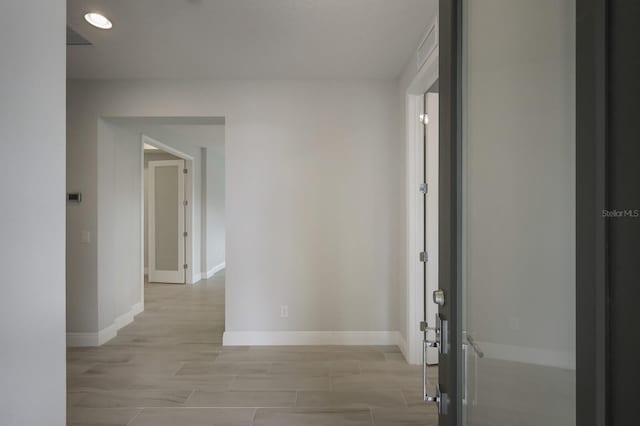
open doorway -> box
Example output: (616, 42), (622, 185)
(65, 117), (226, 347)
(66, 118), (230, 421)
(143, 136), (191, 284)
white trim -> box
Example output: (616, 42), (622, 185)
(223, 331), (403, 347)
(206, 262), (226, 279)
(184, 158), (196, 285)
(148, 159), (186, 284)
(405, 16), (439, 366)
(67, 302), (144, 347)
(407, 46), (439, 95)
(142, 134), (195, 161)
(140, 141), (145, 308)
(405, 94), (425, 366)
(142, 134), (196, 286)
(200, 147), (208, 283)
(417, 19), (439, 71)
(424, 92), (439, 366)
(476, 341), (575, 370)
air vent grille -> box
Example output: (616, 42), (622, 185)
(417, 21), (438, 71)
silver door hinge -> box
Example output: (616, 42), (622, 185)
(183, 231), (188, 237)
(419, 251), (428, 262)
(183, 264), (188, 269)
(183, 200), (188, 206)
(419, 183), (428, 194)
(183, 168), (188, 174)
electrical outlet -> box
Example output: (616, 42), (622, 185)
(280, 305), (288, 318)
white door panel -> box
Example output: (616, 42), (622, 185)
(425, 92), (439, 365)
(148, 160), (185, 284)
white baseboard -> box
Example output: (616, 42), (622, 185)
(189, 272), (202, 285)
(477, 341), (575, 370)
(206, 262), (226, 279)
(65, 332), (102, 347)
(223, 330), (403, 347)
(67, 302), (144, 347)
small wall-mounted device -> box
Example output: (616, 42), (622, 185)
(67, 192), (82, 203)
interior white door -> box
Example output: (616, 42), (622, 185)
(425, 92), (439, 365)
(148, 160), (185, 284)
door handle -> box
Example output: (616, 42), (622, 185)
(461, 332), (483, 408)
(423, 340), (449, 414)
(422, 315), (449, 415)
(464, 333), (484, 358)
(423, 338), (439, 401)
(421, 315), (448, 355)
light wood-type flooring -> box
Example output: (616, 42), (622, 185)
(67, 272), (437, 425)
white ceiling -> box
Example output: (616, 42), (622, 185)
(67, 0), (437, 80)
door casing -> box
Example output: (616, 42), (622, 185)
(142, 134), (196, 287)
(437, 0), (461, 423)
(148, 159), (186, 284)
(404, 17), (440, 365)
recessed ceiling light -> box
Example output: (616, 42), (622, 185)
(84, 12), (112, 30)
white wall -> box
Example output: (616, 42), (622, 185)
(67, 83), (99, 334)
(68, 119), (224, 335)
(66, 79), (404, 343)
(96, 121), (145, 331)
(0, 1), (66, 424)
(206, 143), (226, 273)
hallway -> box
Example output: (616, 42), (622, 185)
(67, 273), (437, 425)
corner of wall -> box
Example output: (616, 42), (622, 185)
(67, 301), (144, 347)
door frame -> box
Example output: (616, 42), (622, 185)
(438, 0), (607, 424)
(437, 1), (461, 423)
(141, 134), (196, 286)
(148, 159), (186, 283)
(424, 92), (440, 367)
(405, 17), (439, 365)
(575, 0), (607, 424)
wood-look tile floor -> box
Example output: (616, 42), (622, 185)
(67, 272), (437, 426)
